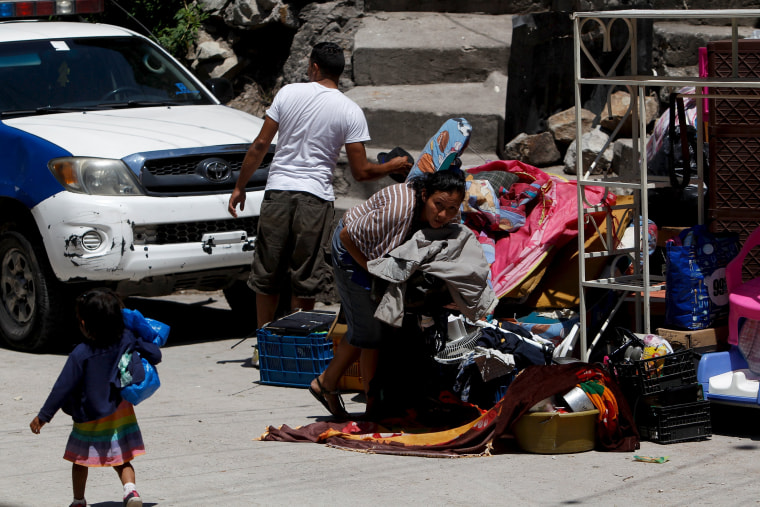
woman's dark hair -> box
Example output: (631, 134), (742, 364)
(75, 288), (124, 346)
(310, 42), (345, 78)
(409, 169), (467, 204)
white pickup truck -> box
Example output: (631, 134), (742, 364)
(0, 9), (271, 350)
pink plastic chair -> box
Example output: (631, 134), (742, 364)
(727, 226), (760, 346)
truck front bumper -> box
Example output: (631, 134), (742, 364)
(32, 190), (264, 283)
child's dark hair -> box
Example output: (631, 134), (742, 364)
(75, 288), (124, 346)
(409, 168), (467, 202)
(310, 42), (345, 78)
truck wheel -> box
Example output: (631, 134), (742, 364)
(223, 280), (258, 332)
(223, 279), (292, 330)
(0, 232), (66, 351)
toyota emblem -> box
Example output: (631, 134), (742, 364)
(198, 158), (232, 182)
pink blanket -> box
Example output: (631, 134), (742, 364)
(466, 160), (613, 298)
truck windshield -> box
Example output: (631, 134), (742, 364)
(0, 36), (215, 114)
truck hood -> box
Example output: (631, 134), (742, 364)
(3, 105), (265, 158)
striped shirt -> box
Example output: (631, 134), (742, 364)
(343, 183), (417, 261)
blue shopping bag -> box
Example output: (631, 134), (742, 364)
(665, 225), (739, 330)
(119, 308), (170, 405)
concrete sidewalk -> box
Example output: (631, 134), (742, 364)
(2, 294), (759, 506)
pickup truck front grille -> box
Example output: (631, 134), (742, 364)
(128, 146), (273, 196)
(133, 217), (258, 245)
(143, 154), (244, 176)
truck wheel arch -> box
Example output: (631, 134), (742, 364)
(0, 199), (73, 351)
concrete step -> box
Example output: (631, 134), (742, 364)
(365, 0), (525, 14)
(353, 12), (512, 86)
(653, 21), (756, 69)
(360, 146), (500, 174)
(345, 16), (752, 177)
(345, 72), (507, 154)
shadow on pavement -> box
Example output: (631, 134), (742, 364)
(124, 296), (255, 347)
(0, 294), (253, 355)
(90, 503), (157, 507)
(709, 403), (760, 441)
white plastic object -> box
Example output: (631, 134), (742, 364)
(708, 369), (760, 399)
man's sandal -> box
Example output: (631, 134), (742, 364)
(309, 377), (348, 419)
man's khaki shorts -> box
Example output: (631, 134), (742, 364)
(248, 190), (334, 297)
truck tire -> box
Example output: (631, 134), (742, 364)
(223, 279), (292, 330)
(0, 231), (67, 351)
(223, 280), (256, 312)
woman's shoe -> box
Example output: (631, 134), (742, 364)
(309, 377), (348, 419)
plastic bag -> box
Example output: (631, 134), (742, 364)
(120, 356), (160, 406)
(122, 308), (170, 346)
(639, 333), (674, 377)
(646, 89), (708, 227)
(119, 308), (169, 405)
(665, 225), (739, 330)
(646, 89), (707, 183)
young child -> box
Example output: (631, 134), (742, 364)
(30, 288), (162, 507)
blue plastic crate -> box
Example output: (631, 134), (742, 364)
(257, 329), (333, 387)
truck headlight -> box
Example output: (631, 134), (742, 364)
(48, 158), (145, 195)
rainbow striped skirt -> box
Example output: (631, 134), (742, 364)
(64, 400), (146, 467)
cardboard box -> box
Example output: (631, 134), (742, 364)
(656, 326), (729, 352)
(328, 310), (364, 392)
(657, 226), (689, 247)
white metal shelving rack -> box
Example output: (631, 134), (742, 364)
(572, 9), (760, 361)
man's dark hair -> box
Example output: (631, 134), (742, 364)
(75, 288), (124, 347)
(310, 42), (345, 78)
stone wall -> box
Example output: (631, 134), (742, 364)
(195, 0), (365, 109)
(190, 0), (759, 113)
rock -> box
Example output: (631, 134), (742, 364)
(191, 39), (242, 80)
(227, 82), (269, 117)
(563, 126), (614, 175)
(198, 0), (227, 12)
(547, 106), (595, 145)
(194, 40), (232, 61)
(652, 22), (755, 71)
(199, 0), (297, 29)
(599, 90), (659, 138)
(612, 138), (637, 180)
(192, 1), (364, 112)
(504, 131), (561, 166)
(281, 1), (363, 86)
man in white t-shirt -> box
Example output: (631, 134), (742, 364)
(228, 42), (411, 328)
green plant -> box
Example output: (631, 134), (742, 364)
(91, 1), (208, 59)
(156, 3), (209, 58)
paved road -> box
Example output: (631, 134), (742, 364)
(2, 291), (759, 506)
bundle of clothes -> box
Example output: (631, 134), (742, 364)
(461, 159), (613, 300)
(260, 360), (639, 457)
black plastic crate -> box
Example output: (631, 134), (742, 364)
(636, 400), (712, 444)
(612, 349), (697, 397)
(641, 382), (704, 407)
